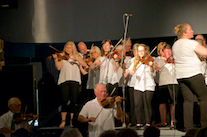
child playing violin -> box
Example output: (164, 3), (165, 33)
(125, 44), (155, 128)
(155, 44), (178, 128)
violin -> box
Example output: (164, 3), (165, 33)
(165, 56), (175, 64)
(47, 45), (71, 61)
(199, 56), (206, 62)
(83, 54), (95, 64)
(125, 51), (134, 57)
(47, 51), (70, 61)
(140, 56), (154, 65)
(14, 112), (39, 124)
(101, 95), (127, 108)
(140, 56), (159, 69)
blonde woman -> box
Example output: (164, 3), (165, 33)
(86, 46), (101, 98)
(172, 23), (207, 131)
(125, 44), (155, 127)
(52, 41), (88, 128)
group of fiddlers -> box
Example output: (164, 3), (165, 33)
(1, 23), (207, 137)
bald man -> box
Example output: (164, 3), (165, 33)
(0, 97), (34, 137)
(78, 83), (123, 137)
(195, 34), (206, 47)
(77, 42), (90, 103)
(78, 42), (88, 57)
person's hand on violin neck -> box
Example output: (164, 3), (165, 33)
(115, 96), (122, 105)
(148, 61), (153, 66)
(113, 54), (120, 62)
(52, 54), (58, 60)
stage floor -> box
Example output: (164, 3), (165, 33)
(115, 126), (186, 137)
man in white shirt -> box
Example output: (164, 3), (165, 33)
(78, 83), (123, 137)
(0, 97), (34, 137)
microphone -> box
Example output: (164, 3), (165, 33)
(124, 13), (132, 17)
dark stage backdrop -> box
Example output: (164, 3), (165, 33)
(0, 0), (207, 43)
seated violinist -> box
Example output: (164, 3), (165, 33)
(77, 83), (123, 137)
(0, 97), (35, 137)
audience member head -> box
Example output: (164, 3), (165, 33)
(143, 124), (160, 137)
(116, 128), (139, 137)
(195, 34), (206, 46)
(8, 97), (21, 113)
(182, 128), (199, 137)
(195, 127), (207, 137)
(78, 42), (88, 55)
(60, 128), (83, 137)
(12, 128), (29, 137)
(174, 23), (193, 39)
(99, 130), (117, 137)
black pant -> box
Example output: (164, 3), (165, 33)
(177, 74), (207, 130)
(134, 90), (154, 124)
(128, 86), (137, 125)
(59, 81), (79, 113)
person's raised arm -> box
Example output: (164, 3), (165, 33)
(77, 55), (88, 68)
(195, 43), (207, 56)
(52, 54), (63, 71)
(90, 56), (101, 70)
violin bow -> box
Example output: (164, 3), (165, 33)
(49, 45), (62, 53)
(109, 87), (116, 97)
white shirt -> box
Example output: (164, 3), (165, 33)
(201, 60), (207, 85)
(157, 58), (178, 86)
(126, 57), (137, 87)
(58, 57), (81, 85)
(0, 111), (28, 137)
(172, 39), (201, 79)
(99, 57), (118, 85)
(79, 98), (116, 137)
(128, 61), (155, 91)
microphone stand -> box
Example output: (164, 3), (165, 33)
(120, 13), (131, 127)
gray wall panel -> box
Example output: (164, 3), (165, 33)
(0, 0), (207, 43)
